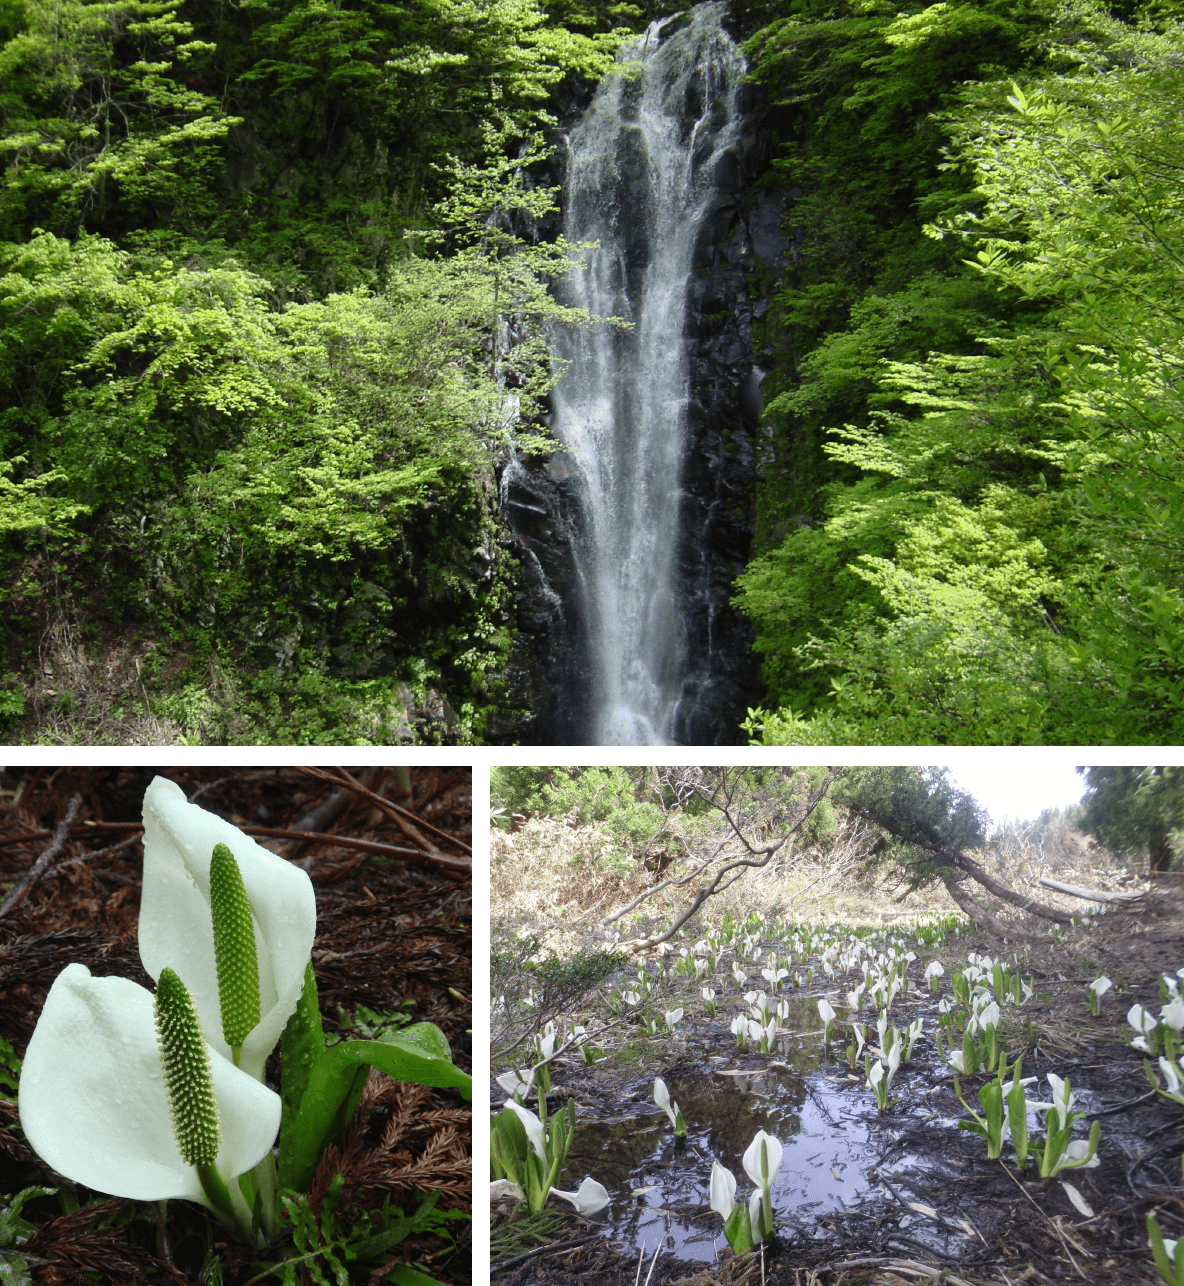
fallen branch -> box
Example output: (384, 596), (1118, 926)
(296, 766), (471, 855)
(0, 793), (81, 919)
(1037, 877), (1145, 904)
(826, 1258), (976, 1286)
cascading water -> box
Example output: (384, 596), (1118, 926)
(550, 3), (747, 745)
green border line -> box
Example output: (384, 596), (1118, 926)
(2, 751), (480, 1280)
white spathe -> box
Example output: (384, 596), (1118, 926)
(1162, 998), (1184, 1033)
(709, 1160), (736, 1219)
(742, 1129), (783, 1192)
(495, 1067), (535, 1101)
(18, 964), (280, 1203)
(748, 1189), (766, 1243)
(503, 1101), (547, 1160)
(550, 1177), (610, 1215)
(139, 777), (317, 1081)
(653, 1077), (682, 1130)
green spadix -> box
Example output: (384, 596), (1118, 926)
(209, 843), (261, 1059)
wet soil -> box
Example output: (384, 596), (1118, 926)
(492, 887), (1184, 1286)
(0, 766), (472, 1286)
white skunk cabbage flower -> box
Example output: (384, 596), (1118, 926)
(709, 1160), (736, 1219)
(1156, 1056), (1184, 1106)
(972, 1000), (1001, 1034)
(664, 1008), (684, 1031)
(742, 1129), (783, 1193)
(495, 1067), (535, 1102)
(1089, 976), (1112, 999)
(748, 1188), (766, 1243)
(139, 777), (316, 1081)
(532, 1023), (559, 1064)
(490, 1179), (525, 1203)
(904, 1018), (923, 1061)
(19, 964), (279, 1208)
(550, 1177), (610, 1214)
(653, 1077), (686, 1133)
(1041, 1072), (1080, 1131)
(1127, 1004), (1159, 1053)
(1060, 1138), (1100, 1169)
(885, 1038), (902, 1087)
(503, 1101), (547, 1159)
(1162, 998), (1184, 1034)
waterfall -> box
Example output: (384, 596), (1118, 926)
(551, 3), (747, 745)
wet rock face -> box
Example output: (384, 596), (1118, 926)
(672, 114), (786, 745)
(493, 454), (591, 744)
(496, 21), (789, 747)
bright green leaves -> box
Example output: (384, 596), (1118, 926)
(0, 0), (240, 240)
(277, 963), (472, 1195)
(154, 967), (221, 1167)
(278, 961), (324, 1181)
(739, 1), (1184, 746)
(209, 844), (261, 1054)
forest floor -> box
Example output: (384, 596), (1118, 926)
(0, 765), (472, 1286)
(490, 815), (1184, 1286)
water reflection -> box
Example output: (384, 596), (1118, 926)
(564, 1057), (880, 1261)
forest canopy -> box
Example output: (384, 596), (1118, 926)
(737, 0), (1184, 745)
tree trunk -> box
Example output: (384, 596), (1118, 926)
(1147, 767), (1173, 875)
(950, 849), (1068, 923)
(940, 875), (1046, 942)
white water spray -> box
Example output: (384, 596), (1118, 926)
(551, 3), (746, 745)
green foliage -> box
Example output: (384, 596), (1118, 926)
(209, 0), (630, 285)
(0, 141), (563, 731)
(532, 949), (622, 1011)
(338, 1002), (417, 1042)
(836, 765), (990, 888)
(740, 0), (1184, 744)
(491, 766), (690, 854)
(0, 0), (637, 740)
(0, 1035), (20, 1101)
(0, 0), (239, 240)
(272, 1183), (463, 1286)
(1079, 767), (1184, 871)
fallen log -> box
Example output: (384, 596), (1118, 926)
(1037, 876), (1146, 904)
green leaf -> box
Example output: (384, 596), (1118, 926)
(282, 1023), (471, 1193)
(278, 962), (327, 1192)
(384, 1265), (449, 1286)
(722, 1202), (754, 1255)
(0, 1188), (54, 1249)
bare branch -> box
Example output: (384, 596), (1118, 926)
(609, 767), (843, 952)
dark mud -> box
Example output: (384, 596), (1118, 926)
(492, 891), (1184, 1285)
